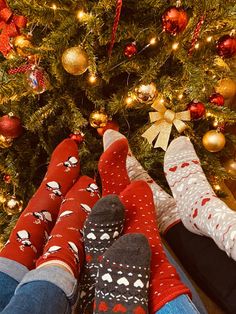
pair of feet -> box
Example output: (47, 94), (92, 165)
(78, 195), (150, 314)
(103, 130), (236, 260)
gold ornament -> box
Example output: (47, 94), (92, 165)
(216, 78), (236, 100)
(224, 158), (236, 177)
(13, 34), (33, 57)
(142, 99), (191, 151)
(61, 46), (89, 75)
(89, 110), (109, 128)
(202, 130), (226, 152)
(0, 135), (13, 148)
(134, 83), (158, 104)
(3, 195), (23, 216)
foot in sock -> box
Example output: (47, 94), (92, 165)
(98, 138), (130, 196)
(78, 195), (125, 313)
(103, 130), (180, 234)
(164, 136), (236, 260)
(36, 176), (100, 278)
(0, 139), (80, 270)
(119, 180), (190, 312)
(93, 233), (151, 314)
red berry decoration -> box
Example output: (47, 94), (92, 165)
(3, 174), (11, 184)
(124, 42), (137, 58)
(209, 93), (225, 106)
(69, 132), (84, 143)
(216, 35), (236, 58)
(187, 101), (206, 120)
(0, 114), (23, 139)
(162, 6), (188, 36)
(97, 120), (120, 136)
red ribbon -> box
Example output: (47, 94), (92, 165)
(0, 0), (27, 57)
(188, 15), (205, 56)
(108, 0), (122, 57)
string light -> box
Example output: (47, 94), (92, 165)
(214, 184), (221, 191)
(149, 37), (157, 45)
(159, 98), (165, 104)
(77, 10), (86, 20)
(126, 96), (134, 106)
(194, 42), (200, 49)
(178, 94), (183, 100)
(51, 3), (57, 10)
(88, 74), (97, 84)
(206, 36), (213, 42)
(213, 120), (219, 127)
(172, 42), (179, 50)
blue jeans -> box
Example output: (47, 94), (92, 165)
(0, 253), (206, 314)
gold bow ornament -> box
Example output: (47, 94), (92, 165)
(142, 99), (191, 151)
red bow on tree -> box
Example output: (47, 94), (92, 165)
(0, 0), (27, 57)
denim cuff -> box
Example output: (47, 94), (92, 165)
(0, 257), (29, 282)
(16, 265), (78, 302)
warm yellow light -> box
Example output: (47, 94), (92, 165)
(214, 184), (221, 191)
(77, 10), (85, 20)
(126, 96), (134, 106)
(89, 75), (97, 84)
(172, 42), (179, 50)
(206, 36), (212, 42)
(51, 3), (57, 10)
(149, 37), (157, 45)
(206, 112), (212, 117)
(178, 94), (183, 100)
(160, 98), (165, 104)
(213, 120), (218, 127)
(195, 43), (200, 49)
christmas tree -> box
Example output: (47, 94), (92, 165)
(0, 0), (236, 243)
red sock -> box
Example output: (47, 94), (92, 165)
(119, 181), (190, 313)
(98, 139), (130, 196)
(0, 139), (80, 270)
(36, 176), (100, 277)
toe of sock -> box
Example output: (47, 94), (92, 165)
(89, 195), (125, 224)
(104, 233), (151, 267)
(103, 130), (126, 150)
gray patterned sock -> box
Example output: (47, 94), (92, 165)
(93, 233), (151, 314)
(164, 136), (236, 260)
(78, 195), (125, 313)
(103, 130), (180, 234)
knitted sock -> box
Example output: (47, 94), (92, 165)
(36, 176), (100, 277)
(78, 195), (125, 313)
(93, 233), (151, 314)
(164, 136), (236, 260)
(98, 138), (130, 196)
(103, 130), (180, 234)
(119, 181), (190, 313)
(0, 139), (80, 270)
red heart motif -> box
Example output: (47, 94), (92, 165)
(181, 162), (189, 168)
(112, 304), (127, 312)
(193, 208), (198, 218)
(86, 254), (92, 262)
(192, 160), (199, 164)
(169, 166), (177, 172)
(133, 306), (146, 314)
(98, 301), (108, 312)
(201, 198), (210, 206)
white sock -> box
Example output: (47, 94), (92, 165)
(103, 130), (180, 234)
(164, 136), (236, 260)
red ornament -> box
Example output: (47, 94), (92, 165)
(187, 101), (206, 120)
(124, 42), (137, 58)
(69, 132), (84, 143)
(216, 35), (236, 58)
(0, 114), (23, 138)
(97, 120), (119, 136)
(3, 174), (11, 183)
(162, 6), (188, 36)
(209, 93), (225, 106)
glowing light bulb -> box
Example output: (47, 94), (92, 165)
(213, 120), (219, 127)
(126, 96), (134, 106)
(206, 36), (212, 42)
(178, 94), (183, 100)
(149, 37), (157, 45)
(77, 10), (85, 20)
(214, 184), (221, 191)
(195, 42), (200, 49)
(172, 42), (179, 50)
(51, 3), (57, 10)
(160, 98), (165, 104)
(206, 112), (211, 117)
(89, 75), (97, 84)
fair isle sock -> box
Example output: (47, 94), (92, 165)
(164, 136), (236, 261)
(98, 138), (130, 196)
(103, 130), (180, 234)
(93, 233), (151, 314)
(36, 176), (100, 277)
(78, 195), (125, 313)
(119, 181), (190, 313)
(0, 139), (80, 270)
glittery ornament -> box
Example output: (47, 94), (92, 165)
(134, 83), (157, 104)
(187, 100), (205, 120)
(25, 66), (50, 94)
(124, 42), (137, 58)
(62, 46), (89, 75)
(202, 130), (226, 152)
(0, 114), (23, 138)
(162, 6), (188, 36)
(89, 110), (108, 128)
(3, 195), (23, 215)
(216, 35), (236, 59)
(209, 93), (224, 106)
